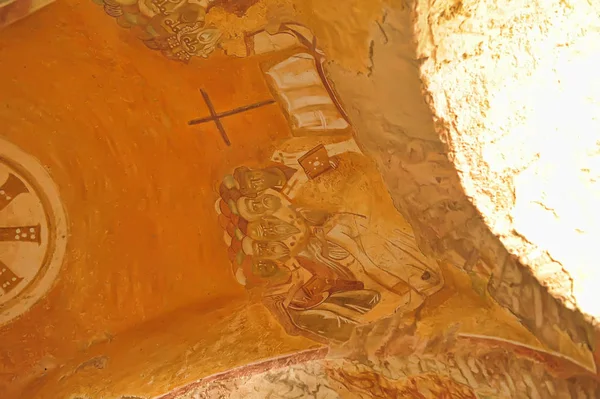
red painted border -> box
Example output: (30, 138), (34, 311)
(157, 346), (328, 399)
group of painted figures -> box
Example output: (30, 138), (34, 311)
(215, 140), (445, 343)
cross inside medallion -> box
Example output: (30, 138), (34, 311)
(188, 89), (276, 146)
(0, 173), (40, 294)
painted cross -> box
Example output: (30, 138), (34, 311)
(0, 260), (23, 294)
(0, 173), (40, 294)
(188, 89), (275, 146)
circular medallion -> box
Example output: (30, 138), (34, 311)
(0, 138), (67, 325)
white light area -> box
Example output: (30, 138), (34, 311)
(419, 0), (600, 320)
(508, 30), (600, 318)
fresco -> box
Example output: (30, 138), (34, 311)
(215, 144), (444, 343)
(170, 331), (600, 398)
(1, 0), (599, 397)
(180, 360), (480, 398)
(0, 138), (67, 325)
(205, 25), (597, 392)
(92, 0), (223, 62)
(212, 48), (445, 344)
(206, 28), (593, 369)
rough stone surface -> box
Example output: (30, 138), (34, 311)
(175, 343), (600, 398)
(415, 0), (600, 326)
(323, 0), (596, 364)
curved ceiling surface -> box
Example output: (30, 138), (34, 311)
(0, 0), (599, 398)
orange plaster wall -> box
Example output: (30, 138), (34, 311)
(0, 0), (311, 394)
(21, 300), (321, 399)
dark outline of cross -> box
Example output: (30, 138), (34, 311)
(0, 174), (39, 295)
(188, 89), (276, 146)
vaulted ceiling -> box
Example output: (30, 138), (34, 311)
(1, 0), (599, 398)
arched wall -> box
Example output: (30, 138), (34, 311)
(1, 0), (599, 398)
(319, 0), (597, 365)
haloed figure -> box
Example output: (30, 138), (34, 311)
(242, 237), (291, 261)
(247, 217), (301, 242)
(252, 258), (280, 278)
(253, 257), (381, 343)
(236, 191), (283, 221)
(233, 166), (294, 197)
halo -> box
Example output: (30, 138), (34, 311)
(242, 236), (254, 256)
(0, 138), (68, 325)
(234, 267), (247, 286)
(223, 231), (232, 247)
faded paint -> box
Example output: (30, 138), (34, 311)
(0, 0), (598, 397)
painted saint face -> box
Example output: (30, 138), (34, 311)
(247, 217), (301, 241)
(252, 240), (290, 260)
(237, 168), (286, 196)
(237, 193), (282, 221)
(251, 259), (279, 278)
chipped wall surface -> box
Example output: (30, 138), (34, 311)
(174, 336), (600, 399)
(319, 0), (597, 371)
(19, 301), (320, 399)
(177, 359), (597, 398)
(415, 0), (600, 325)
(1, 0), (599, 398)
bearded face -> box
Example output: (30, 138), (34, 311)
(247, 216), (301, 241)
(237, 193), (282, 221)
(252, 240), (290, 260)
(234, 167), (287, 197)
(251, 259), (279, 278)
